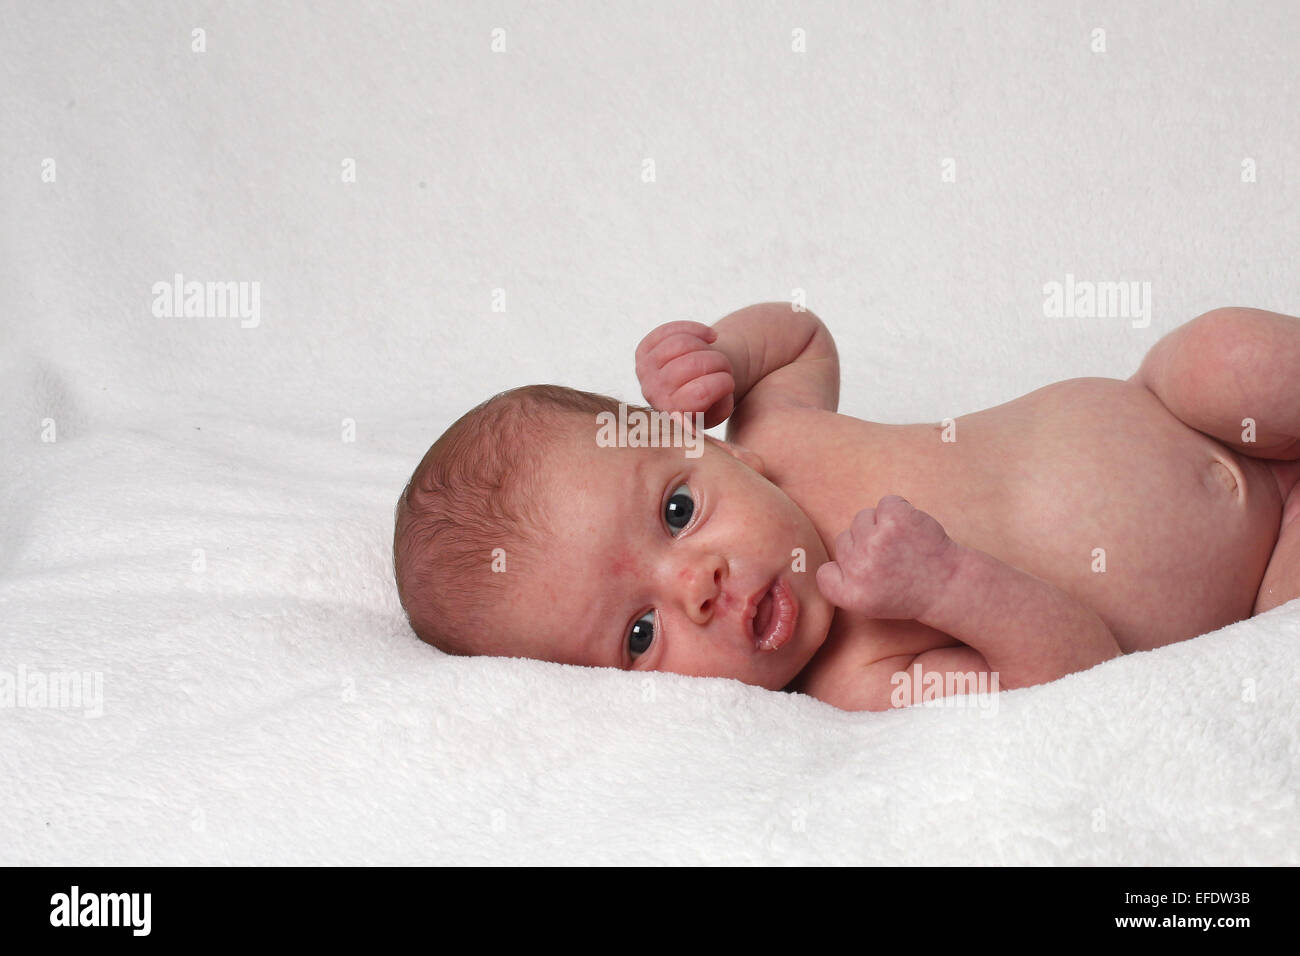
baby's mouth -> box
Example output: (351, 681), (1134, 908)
(749, 576), (798, 652)
(753, 587), (775, 639)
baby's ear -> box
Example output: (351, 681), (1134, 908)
(705, 434), (765, 475)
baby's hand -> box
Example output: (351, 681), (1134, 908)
(816, 496), (962, 621)
(634, 320), (735, 428)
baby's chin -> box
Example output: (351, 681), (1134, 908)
(751, 611), (833, 690)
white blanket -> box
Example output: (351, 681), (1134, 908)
(3, 1), (1298, 865)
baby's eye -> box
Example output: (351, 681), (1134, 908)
(664, 483), (695, 535)
(628, 611), (655, 658)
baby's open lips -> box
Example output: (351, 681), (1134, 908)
(752, 585), (775, 638)
(744, 576), (798, 652)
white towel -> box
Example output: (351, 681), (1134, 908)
(3, 0), (1298, 864)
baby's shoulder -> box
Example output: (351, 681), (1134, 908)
(729, 400), (859, 450)
(729, 402), (871, 474)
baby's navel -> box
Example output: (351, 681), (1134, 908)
(1204, 458), (1241, 498)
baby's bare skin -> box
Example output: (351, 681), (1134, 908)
(636, 304), (1300, 711)
(748, 377), (1287, 705)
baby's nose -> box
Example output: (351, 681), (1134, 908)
(680, 558), (726, 622)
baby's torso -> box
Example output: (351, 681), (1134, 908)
(734, 377), (1285, 687)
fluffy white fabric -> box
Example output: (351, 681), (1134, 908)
(2, 1), (1297, 864)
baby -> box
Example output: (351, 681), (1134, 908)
(393, 303), (1300, 711)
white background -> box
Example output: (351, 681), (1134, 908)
(2, 1), (1297, 864)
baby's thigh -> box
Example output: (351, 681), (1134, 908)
(1255, 488), (1300, 614)
(1135, 307), (1300, 459)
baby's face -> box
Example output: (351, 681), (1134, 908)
(499, 421), (833, 690)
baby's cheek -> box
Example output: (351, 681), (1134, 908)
(783, 507), (819, 557)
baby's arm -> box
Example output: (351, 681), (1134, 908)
(818, 496), (1122, 703)
(712, 302), (839, 422)
(918, 540), (1123, 690)
(635, 302), (838, 429)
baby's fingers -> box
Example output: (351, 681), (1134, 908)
(815, 561), (850, 607)
(668, 370), (734, 416)
(832, 510), (875, 559)
(635, 321), (717, 366)
(639, 332), (720, 382)
(658, 347), (731, 392)
(701, 393), (735, 430)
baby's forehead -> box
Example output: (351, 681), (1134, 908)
(530, 441), (666, 546)
(545, 427), (655, 484)
(490, 530), (622, 668)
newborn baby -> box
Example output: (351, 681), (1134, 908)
(393, 303), (1300, 711)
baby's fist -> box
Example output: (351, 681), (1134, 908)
(635, 320), (735, 427)
(816, 496), (961, 621)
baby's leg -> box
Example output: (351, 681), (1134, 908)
(1133, 307), (1300, 458)
(1134, 306), (1300, 613)
(1255, 493), (1300, 613)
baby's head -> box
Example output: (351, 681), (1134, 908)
(393, 385), (833, 691)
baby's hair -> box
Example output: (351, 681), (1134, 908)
(393, 384), (630, 656)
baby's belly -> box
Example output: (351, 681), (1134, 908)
(943, 378), (1283, 652)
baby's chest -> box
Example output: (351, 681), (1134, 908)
(770, 381), (1248, 552)
(760, 382), (1279, 651)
